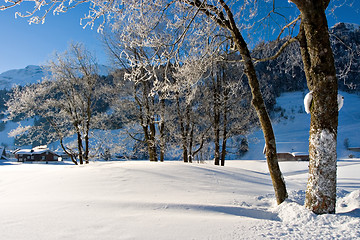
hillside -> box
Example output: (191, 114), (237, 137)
(244, 91), (360, 160)
(253, 22), (360, 96)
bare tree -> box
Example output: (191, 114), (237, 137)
(105, 31), (173, 162)
(6, 43), (109, 165)
(205, 58), (256, 166)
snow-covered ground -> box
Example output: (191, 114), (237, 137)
(1, 89), (359, 239)
(0, 159), (359, 240)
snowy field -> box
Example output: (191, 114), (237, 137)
(0, 159), (359, 240)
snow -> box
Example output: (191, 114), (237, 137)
(338, 94), (344, 111)
(0, 90), (359, 239)
(244, 91), (360, 160)
(307, 128), (337, 213)
(0, 160), (359, 240)
(303, 91), (343, 114)
(0, 65), (46, 90)
(304, 91), (313, 114)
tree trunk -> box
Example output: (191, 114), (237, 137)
(60, 138), (77, 165)
(143, 81), (158, 162)
(176, 95), (189, 163)
(159, 98), (166, 162)
(76, 131), (84, 165)
(292, 0), (338, 214)
(188, 124), (194, 163)
(149, 120), (158, 162)
(84, 98), (91, 164)
(232, 30), (288, 205)
(212, 72), (221, 166)
(220, 87), (229, 166)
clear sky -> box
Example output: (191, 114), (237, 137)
(0, 1), (359, 74)
(0, 3), (108, 73)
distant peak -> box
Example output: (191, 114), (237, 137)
(331, 22), (360, 31)
(25, 65), (42, 69)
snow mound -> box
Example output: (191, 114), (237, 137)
(337, 190), (360, 213)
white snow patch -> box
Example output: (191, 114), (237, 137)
(304, 91), (313, 114)
(337, 190), (360, 213)
(0, 160), (359, 239)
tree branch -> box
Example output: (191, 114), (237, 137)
(253, 37), (297, 63)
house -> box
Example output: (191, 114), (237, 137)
(264, 142), (309, 162)
(276, 152), (309, 161)
(14, 146), (61, 162)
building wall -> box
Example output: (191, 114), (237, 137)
(276, 153), (309, 161)
(16, 152), (59, 162)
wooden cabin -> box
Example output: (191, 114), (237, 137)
(264, 142), (309, 162)
(14, 146), (60, 162)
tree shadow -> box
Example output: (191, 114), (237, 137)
(153, 202), (280, 221)
(20, 161), (75, 165)
(338, 208), (360, 218)
(0, 160), (14, 166)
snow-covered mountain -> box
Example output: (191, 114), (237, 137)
(0, 65), (46, 89)
(0, 64), (111, 90)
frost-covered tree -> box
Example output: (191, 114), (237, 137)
(199, 57), (256, 166)
(105, 31), (173, 162)
(1, 0), (289, 204)
(3, 0), (358, 212)
(6, 43), (110, 165)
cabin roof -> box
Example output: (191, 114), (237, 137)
(264, 142), (309, 155)
(15, 148), (59, 156)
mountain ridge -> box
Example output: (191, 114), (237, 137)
(0, 64), (111, 90)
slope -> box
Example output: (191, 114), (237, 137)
(243, 91), (360, 160)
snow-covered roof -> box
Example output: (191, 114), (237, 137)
(290, 152), (309, 157)
(263, 142), (309, 155)
(15, 147), (58, 155)
(276, 142), (308, 153)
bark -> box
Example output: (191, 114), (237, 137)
(292, 0), (338, 214)
(139, 80), (158, 162)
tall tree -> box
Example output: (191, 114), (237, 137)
(290, 0), (339, 214)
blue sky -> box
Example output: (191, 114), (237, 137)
(0, 3), (107, 73)
(0, 1), (359, 74)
